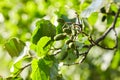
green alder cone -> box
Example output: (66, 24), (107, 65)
(54, 33), (66, 41)
(55, 44), (68, 60)
(65, 39), (73, 44)
(31, 19), (56, 44)
(68, 42), (75, 49)
(72, 29), (77, 36)
(61, 51), (68, 60)
(63, 28), (72, 34)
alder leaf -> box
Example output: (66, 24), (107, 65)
(31, 19), (56, 44)
(31, 56), (59, 80)
(37, 36), (51, 57)
(4, 37), (25, 58)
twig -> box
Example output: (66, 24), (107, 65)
(95, 6), (120, 43)
(95, 29), (118, 50)
(78, 6), (120, 63)
(15, 62), (31, 77)
(56, 6), (120, 66)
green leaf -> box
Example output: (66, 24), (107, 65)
(4, 37), (25, 58)
(11, 60), (22, 74)
(31, 19), (56, 44)
(10, 56), (31, 77)
(115, 17), (120, 27)
(31, 59), (43, 80)
(82, 18), (92, 32)
(110, 3), (118, 13)
(55, 44), (68, 60)
(107, 15), (114, 27)
(37, 36), (51, 57)
(88, 12), (98, 26)
(110, 50), (120, 69)
(31, 56), (59, 80)
(110, 36), (120, 69)
(56, 18), (64, 34)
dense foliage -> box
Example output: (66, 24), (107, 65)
(0, 0), (120, 80)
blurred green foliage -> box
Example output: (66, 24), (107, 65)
(0, 0), (120, 80)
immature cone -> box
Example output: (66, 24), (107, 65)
(61, 51), (68, 60)
(63, 28), (72, 34)
(72, 29), (77, 36)
(54, 33), (66, 41)
(65, 39), (73, 44)
(68, 42), (75, 49)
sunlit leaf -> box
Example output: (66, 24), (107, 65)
(115, 17), (120, 27)
(10, 56), (31, 76)
(31, 19), (56, 44)
(37, 36), (51, 57)
(107, 15), (114, 27)
(82, 18), (92, 31)
(31, 56), (59, 80)
(4, 37), (25, 57)
(110, 3), (118, 13)
(88, 12), (98, 26)
(110, 36), (120, 69)
(15, 42), (30, 63)
(110, 50), (120, 69)
(10, 60), (22, 75)
(31, 59), (42, 80)
(9, 42), (30, 76)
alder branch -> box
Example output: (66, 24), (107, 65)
(78, 6), (120, 64)
(15, 62), (31, 77)
(95, 6), (120, 44)
(57, 6), (120, 66)
(95, 29), (118, 50)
